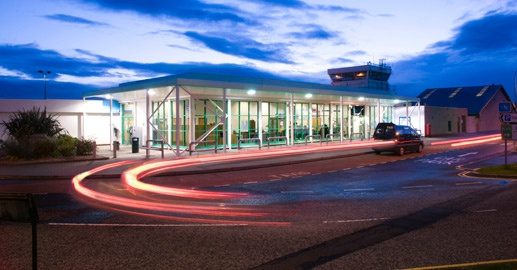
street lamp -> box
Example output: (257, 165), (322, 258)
(38, 70), (51, 100)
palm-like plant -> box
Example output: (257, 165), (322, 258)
(1, 107), (63, 141)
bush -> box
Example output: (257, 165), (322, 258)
(1, 139), (32, 159)
(76, 138), (95, 156)
(31, 134), (58, 158)
(56, 134), (76, 157)
(1, 107), (63, 142)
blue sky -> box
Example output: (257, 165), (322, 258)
(0, 0), (516, 99)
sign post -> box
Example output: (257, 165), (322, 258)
(0, 193), (39, 270)
(500, 102), (515, 168)
(501, 123), (512, 168)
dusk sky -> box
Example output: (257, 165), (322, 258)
(1, 0), (516, 99)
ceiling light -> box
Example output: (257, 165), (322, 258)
(247, 89), (256, 95)
(148, 89), (156, 96)
(358, 96), (365, 101)
(305, 93), (313, 98)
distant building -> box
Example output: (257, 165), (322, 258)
(393, 85), (511, 136)
(327, 61), (391, 91)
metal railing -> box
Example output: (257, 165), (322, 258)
(188, 140), (218, 156)
(325, 134), (336, 144)
(304, 135), (322, 145)
(143, 139), (165, 159)
(266, 136), (287, 149)
(237, 136), (261, 150)
(349, 132), (364, 141)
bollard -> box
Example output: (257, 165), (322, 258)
(161, 140), (164, 159)
(112, 141), (117, 158)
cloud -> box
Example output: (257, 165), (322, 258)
(0, 44), (287, 99)
(448, 13), (517, 54)
(312, 5), (361, 13)
(45, 14), (109, 26)
(288, 24), (336, 40)
(184, 31), (293, 63)
(254, 0), (306, 8)
(391, 12), (517, 99)
(79, 0), (251, 25)
(348, 50), (367, 56)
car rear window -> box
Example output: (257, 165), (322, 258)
(374, 124), (395, 139)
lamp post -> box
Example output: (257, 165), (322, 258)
(37, 70), (51, 99)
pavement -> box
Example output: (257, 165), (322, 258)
(0, 132), (510, 181)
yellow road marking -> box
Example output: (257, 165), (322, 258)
(403, 258), (517, 270)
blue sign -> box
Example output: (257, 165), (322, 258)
(499, 102), (512, 113)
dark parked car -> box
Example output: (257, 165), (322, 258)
(372, 123), (424, 155)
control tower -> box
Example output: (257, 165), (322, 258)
(327, 60), (392, 91)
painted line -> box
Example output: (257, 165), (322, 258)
(356, 166), (365, 169)
(328, 170), (338, 173)
(214, 184), (230, 187)
(47, 222), (248, 227)
(472, 209), (497, 213)
(281, 190), (314, 194)
(268, 179), (281, 182)
(312, 173), (321, 176)
(323, 217), (389, 224)
(403, 258), (517, 270)
(455, 181), (482, 186)
(343, 188), (375, 192)
(402, 185), (433, 189)
(457, 152), (478, 157)
(244, 181), (258, 185)
(341, 168), (351, 171)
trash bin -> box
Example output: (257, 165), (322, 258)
(132, 137), (139, 153)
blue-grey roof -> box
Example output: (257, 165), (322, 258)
(84, 72), (414, 100)
(418, 85), (509, 115)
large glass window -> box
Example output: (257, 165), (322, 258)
(170, 100), (189, 147)
(261, 102), (286, 144)
(293, 103), (309, 141)
(231, 101), (259, 145)
(121, 103), (134, 144)
(311, 104), (330, 140)
(152, 101), (169, 144)
(194, 99), (223, 148)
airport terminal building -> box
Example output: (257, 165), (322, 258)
(80, 64), (417, 155)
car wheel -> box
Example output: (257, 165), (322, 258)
(417, 144), (423, 153)
(375, 151), (381, 155)
(398, 147), (405, 156)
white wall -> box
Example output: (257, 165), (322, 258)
(0, 99), (120, 144)
(393, 105), (425, 135)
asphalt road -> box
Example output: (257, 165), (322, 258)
(1, 141), (516, 269)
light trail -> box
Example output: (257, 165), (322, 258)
(430, 134), (500, 146)
(451, 135), (501, 147)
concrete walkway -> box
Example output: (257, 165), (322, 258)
(0, 132), (504, 180)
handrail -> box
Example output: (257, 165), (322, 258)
(144, 139), (165, 159)
(237, 136), (261, 150)
(349, 132), (364, 141)
(188, 140), (218, 156)
(189, 121), (223, 152)
(325, 134), (336, 144)
(305, 135), (322, 145)
(266, 136), (287, 149)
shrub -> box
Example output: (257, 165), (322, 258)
(1, 139), (32, 159)
(31, 134), (58, 158)
(1, 107), (63, 142)
(76, 138), (95, 156)
(57, 134), (76, 157)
